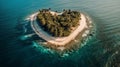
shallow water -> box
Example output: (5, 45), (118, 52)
(0, 0), (120, 67)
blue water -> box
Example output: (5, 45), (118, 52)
(0, 0), (120, 67)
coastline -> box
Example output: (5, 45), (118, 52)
(28, 11), (93, 52)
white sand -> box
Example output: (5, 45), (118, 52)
(30, 11), (88, 46)
(27, 12), (39, 22)
(50, 11), (63, 15)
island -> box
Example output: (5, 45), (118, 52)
(27, 9), (93, 53)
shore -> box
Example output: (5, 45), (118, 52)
(28, 11), (92, 51)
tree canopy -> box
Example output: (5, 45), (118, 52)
(37, 9), (81, 37)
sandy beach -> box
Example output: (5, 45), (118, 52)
(28, 11), (90, 50)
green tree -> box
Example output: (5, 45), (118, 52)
(37, 9), (81, 37)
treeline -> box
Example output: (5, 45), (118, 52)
(37, 9), (81, 37)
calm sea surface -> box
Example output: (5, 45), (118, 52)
(0, 0), (120, 67)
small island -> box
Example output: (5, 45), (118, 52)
(28, 9), (93, 52)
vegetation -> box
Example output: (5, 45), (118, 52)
(37, 9), (81, 37)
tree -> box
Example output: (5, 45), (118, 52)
(37, 9), (81, 37)
(41, 18), (46, 25)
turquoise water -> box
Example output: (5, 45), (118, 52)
(0, 0), (120, 67)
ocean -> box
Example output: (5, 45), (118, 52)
(0, 0), (120, 67)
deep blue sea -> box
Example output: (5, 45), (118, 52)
(0, 0), (120, 67)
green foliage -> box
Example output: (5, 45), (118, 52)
(37, 9), (81, 37)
